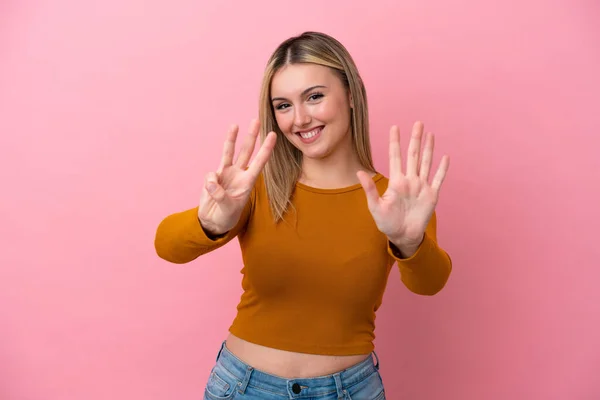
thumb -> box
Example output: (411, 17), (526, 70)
(205, 172), (226, 202)
(357, 171), (380, 211)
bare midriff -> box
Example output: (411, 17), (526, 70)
(224, 333), (371, 379)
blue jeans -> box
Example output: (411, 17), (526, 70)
(203, 341), (385, 400)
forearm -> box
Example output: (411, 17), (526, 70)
(389, 233), (452, 295)
(388, 212), (452, 295)
(154, 207), (238, 264)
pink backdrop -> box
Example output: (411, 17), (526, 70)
(1, 1), (599, 399)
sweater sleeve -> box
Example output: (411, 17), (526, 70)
(154, 194), (254, 264)
(388, 211), (452, 295)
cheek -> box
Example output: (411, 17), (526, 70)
(313, 100), (346, 124)
(274, 112), (293, 134)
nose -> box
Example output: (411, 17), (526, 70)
(293, 105), (311, 127)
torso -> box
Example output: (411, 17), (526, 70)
(225, 333), (371, 378)
(222, 172), (391, 378)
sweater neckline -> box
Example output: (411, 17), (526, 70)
(295, 172), (384, 194)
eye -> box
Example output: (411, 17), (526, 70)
(308, 92), (324, 101)
(275, 103), (291, 110)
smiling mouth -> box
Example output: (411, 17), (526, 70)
(295, 126), (323, 143)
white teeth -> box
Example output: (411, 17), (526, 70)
(299, 127), (321, 139)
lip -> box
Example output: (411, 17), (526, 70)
(294, 125), (324, 134)
(295, 126), (323, 144)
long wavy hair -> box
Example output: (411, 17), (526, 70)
(258, 31), (375, 222)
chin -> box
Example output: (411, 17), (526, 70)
(301, 144), (342, 162)
(300, 150), (328, 160)
(293, 138), (330, 160)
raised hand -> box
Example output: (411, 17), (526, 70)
(198, 119), (277, 236)
(357, 121), (449, 256)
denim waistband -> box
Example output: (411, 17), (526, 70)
(213, 341), (380, 398)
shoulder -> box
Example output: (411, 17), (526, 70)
(373, 172), (389, 194)
(250, 172), (267, 201)
(254, 171), (266, 187)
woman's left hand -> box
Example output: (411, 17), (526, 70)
(357, 121), (450, 257)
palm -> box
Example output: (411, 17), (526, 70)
(198, 165), (253, 230)
(198, 120), (276, 235)
(358, 122), (449, 247)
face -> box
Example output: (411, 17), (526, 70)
(270, 63), (353, 161)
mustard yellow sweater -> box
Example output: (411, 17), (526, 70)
(155, 173), (452, 355)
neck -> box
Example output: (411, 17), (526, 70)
(299, 140), (373, 189)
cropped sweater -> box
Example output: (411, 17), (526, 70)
(154, 173), (452, 356)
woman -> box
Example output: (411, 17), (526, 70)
(155, 31), (452, 400)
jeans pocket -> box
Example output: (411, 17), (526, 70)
(372, 390), (386, 400)
(204, 365), (239, 400)
(346, 370), (385, 400)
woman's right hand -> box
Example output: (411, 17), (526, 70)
(198, 119), (277, 236)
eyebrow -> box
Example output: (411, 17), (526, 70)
(271, 85), (327, 103)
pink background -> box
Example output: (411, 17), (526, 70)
(1, 0), (599, 399)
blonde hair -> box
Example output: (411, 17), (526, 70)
(258, 31), (375, 222)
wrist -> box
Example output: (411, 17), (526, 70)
(389, 233), (424, 258)
(198, 217), (228, 239)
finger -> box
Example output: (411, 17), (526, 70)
(218, 124), (239, 172)
(419, 132), (434, 182)
(431, 155), (450, 193)
(357, 170), (380, 212)
(205, 171), (226, 202)
(406, 121), (424, 177)
(246, 131), (277, 179)
(389, 126), (402, 183)
(235, 119), (260, 168)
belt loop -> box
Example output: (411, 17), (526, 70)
(372, 350), (380, 370)
(333, 372), (345, 399)
(215, 340), (226, 362)
(238, 366), (253, 394)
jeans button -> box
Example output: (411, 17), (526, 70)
(292, 383), (301, 394)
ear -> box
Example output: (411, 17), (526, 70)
(348, 91), (354, 109)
